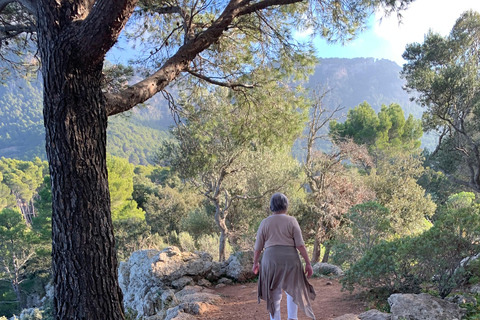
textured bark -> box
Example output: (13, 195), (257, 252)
(311, 236), (321, 264)
(214, 207), (228, 262)
(36, 2), (132, 319)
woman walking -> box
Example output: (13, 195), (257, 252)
(253, 193), (316, 320)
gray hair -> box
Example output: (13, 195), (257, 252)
(270, 193), (289, 213)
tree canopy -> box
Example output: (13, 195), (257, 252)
(402, 10), (480, 191)
(0, 0), (416, 318)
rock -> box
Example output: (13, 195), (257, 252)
(118, 247), (218, 318)
(470, 285), (480, 294)
(312, 262), (344, 276)
(359, 309), (391, 320)
(172, 276), (194, 289)
(333, 314), (361, 320)
(197, 278), (212, 287)
(217, 277), (233, 284)
(447, 294), (477, 306)
(215, 283), (226, 288)
(388, 293), (467, 320)
(225, 250), (256, 282)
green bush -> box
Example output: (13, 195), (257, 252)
(342, 205), (480, 298)
(178, 232), (196, 252)
(197, 234), (232, 261)
(180, 208), (217, 239)
(341, 237), (421, 295)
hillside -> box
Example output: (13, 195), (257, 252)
(0, 77), (172, 164)
(0, 58), (427, 162)
(309, 58), (421, 117)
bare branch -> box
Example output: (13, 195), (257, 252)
(187, 69), (255, 89)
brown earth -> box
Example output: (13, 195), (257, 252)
(195, 277), (366, 320)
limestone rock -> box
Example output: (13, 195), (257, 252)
(119, 247), (218, 318)
(225, 250), (256, 282)
(447, 294), (477, 306)
(312, 262), (344, 276)
(359, 309), (391, 320)
(333, 314), (361, 320)
(197, 278), (212, 287)
(388, 293), (467, 320)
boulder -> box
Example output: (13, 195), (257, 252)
(119, 247), (218, 318)
(359, 309), (391, 320)
(312, 262), (344, 276)
(388, 293), (467, 320)
(333, 314), (361, 320)
(225, 250), (256, 282)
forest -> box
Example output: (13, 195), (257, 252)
(0, 1), (480, 320)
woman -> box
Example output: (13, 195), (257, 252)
(253, 193), (316, 320)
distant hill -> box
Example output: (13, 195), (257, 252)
(308, 58), (421, 118)
(0, 77), (172, 164)
(0, 58), (432, 163)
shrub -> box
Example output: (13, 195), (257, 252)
(341, 237), (421, 295)
(342, 205), (480, 298)
(181, 208), (217, 239)
(197, 234), (232, 261)
(178, 232), (196, 252)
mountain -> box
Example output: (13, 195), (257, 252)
(0, 77), (173, 164)
(0, 58), (431, 163)
(308, 58), (421, 118)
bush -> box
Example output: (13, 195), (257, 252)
(181, 208), (217, 239)
(342, 205), (480, 298)
(178, 232), (196, 252)
(197, 234), (232, 261)
(341, 237), (421, 295)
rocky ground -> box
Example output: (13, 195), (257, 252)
(195, 277), (366, 320)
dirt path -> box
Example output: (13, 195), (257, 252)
(195, 277), (366, 320)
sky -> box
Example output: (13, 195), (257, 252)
(309, 0), (480, 66)
(108, 0), (480, 66)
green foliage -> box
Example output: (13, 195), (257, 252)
(180, 208), (217, 240)
(332, 201), (392, 266)
(178, 232), (196, 253)
(342, 195), (480, 298)
(107, 155), (144, 221)
(197, 234), (232, 261)
(402, 10), (480, 191)
(342, 237), (421, 295)
(366, 149), (435, 236)
(329, 102), (422, 153)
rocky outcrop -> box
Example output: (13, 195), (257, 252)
(333, 314), (361, 320)
(225, 250), (255, 282)
(359, 309), (391, 320)
(388, 293), (467, 320)
(312, 262), (344, 276)
(119, 246), (254, 319)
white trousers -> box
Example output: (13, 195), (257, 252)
(269, 288), (298, 320)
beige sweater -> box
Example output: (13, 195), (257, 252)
(254, 214), (305, 250)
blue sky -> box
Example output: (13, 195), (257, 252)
(108, 0), (480, 66)
(306, 0), (480, 66)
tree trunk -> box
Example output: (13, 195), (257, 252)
(11, 251), (22, 309)
(214, 206), (228, 262)
(38, 27), (124, 320)
(311, 235), (321, 264)
(321, 242), (331, 263)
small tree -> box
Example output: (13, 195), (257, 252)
(302, 139), (375, 263)
(0, 208), (39, 310)
(332, 201), (392, 265)
(160, 82), (306, 261)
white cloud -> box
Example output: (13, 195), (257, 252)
(373, 0), (480, 64)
